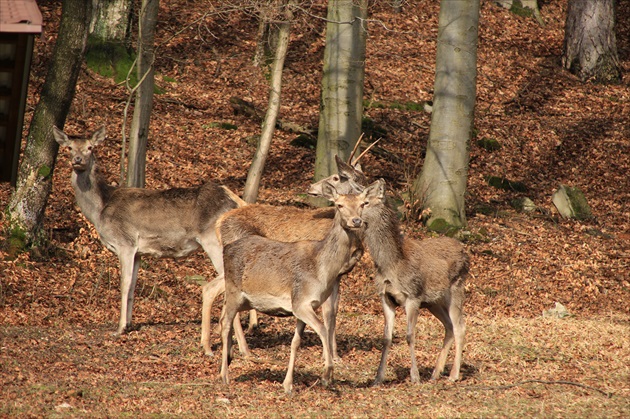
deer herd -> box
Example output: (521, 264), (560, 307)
(54, 125), (469, 394)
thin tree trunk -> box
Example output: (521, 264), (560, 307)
(313, 0), (367, 192)
(412, 0), (480, 230)
(242, 1), (293, 203)
(126, 0), (158, 188)
(5, 0), (92, 251)
(562, 0), (621, 83)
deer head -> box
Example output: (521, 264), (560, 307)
(320, 179), (386, 230)
(53, 126), (106, 172)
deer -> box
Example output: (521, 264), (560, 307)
(219, 180), (383, 393)
(200, 155), (369, 357)
(53, 125), (245, 336)
(355, 180), (469, 385)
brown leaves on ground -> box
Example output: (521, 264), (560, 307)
(1, 1), (629, 417)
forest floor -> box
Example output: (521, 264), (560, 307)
(1, 1), (629, 417)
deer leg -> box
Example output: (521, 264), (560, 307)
(201, 231), (260, 334)
(372, 294), (397, 386)
(294, 304), (334, 388)
(247, 310), (259, 333)
(233, 311), (252, 358)
(283, 319), (306, 394)
(321, 277), (341, 361)
(201, 276), (225, 356)
(448, 286), (466, 381)
(198, 229), (224, 279)
(220, 302), (238, 386)
(116, 251), (140, 335)
(427, 302), (454, 381)
(404, 300), (421, 383)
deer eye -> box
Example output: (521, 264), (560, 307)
(336, 204), (344, 209)
(332, 176), (339, 182)
(87, 146), (93, 151)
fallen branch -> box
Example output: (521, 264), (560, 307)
(463, 379), (613, 398)
(229, 96), (315, 135)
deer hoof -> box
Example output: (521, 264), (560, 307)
(283, 382), (293, 394)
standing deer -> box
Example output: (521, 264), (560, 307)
(358, 180), (469, 385)
(53, 126), (244, 335)
(220, 180), (382, 393)
(200, 155), (368, 357)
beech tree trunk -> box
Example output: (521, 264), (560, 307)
(562, 0), (621, 83)
(242, 1), (293, 203)
(90, 0), (132, 44)
(5, 0), (92, 251)
(412, 0), (480, 230)
(313, 0), (367, 189)
(126, 0), (158, 188)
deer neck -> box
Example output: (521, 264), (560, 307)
(364, 204), (404, 270)
(71, 158), (112, 228)
(316, 213), (362, 282)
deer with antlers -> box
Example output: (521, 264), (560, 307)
(201, 140), (376, 357)
(201, 136), (378, 359)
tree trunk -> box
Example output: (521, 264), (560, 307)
(495, 0), (543, 25)
(253, 2), (280, 68)
(562, 0), (621, 83)
(126, 0), (158, 188)
(392, 0), (403, 13)
(313, 0), (367, 191)
(5, 0), (92, 252)
(412, 0), (480, 230)
(90, 0), (132, 43)
(242, 1), (293, 203)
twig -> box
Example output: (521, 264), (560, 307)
(463, 380), (613, 398)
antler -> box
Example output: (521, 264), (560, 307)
(347, 133), (365, 166)
(347, 133), (382, 168)
(353, 137), (381, 165)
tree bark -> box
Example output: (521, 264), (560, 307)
(126, 0), (158, 188)
(90, 0), (132, 43)
(412, 0), (480, 230)
(562, 0), (621, 83)
(242, 1), (293, 203)
(313, 0), (367, 190)
(5, 0), (92, 250)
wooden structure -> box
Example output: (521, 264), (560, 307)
(0, 0), (42, 184)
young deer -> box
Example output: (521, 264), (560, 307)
(200, 155), (368, 357)
(359, 180), (469, 385)
(220, 180), (381, 393)
(53, 126), (244, 335)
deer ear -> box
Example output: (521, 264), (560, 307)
(91, 126), (106, 146)
(365, 178), (386, 200)
(335, 155), (353, 175)
(52, 126), (70, 146)
(337, 155), (364, 179)
(336, 154), (368, 192)
(321, 181), (339, 202)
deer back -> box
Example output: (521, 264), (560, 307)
(95, 182), (240, 256)
(217, 204), (336, 246)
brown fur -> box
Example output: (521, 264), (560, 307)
(53, 126), (242, 335)
(220, 181), (381, 393)
(359, 181), (469, 385)
(201, 157), (367, 356)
